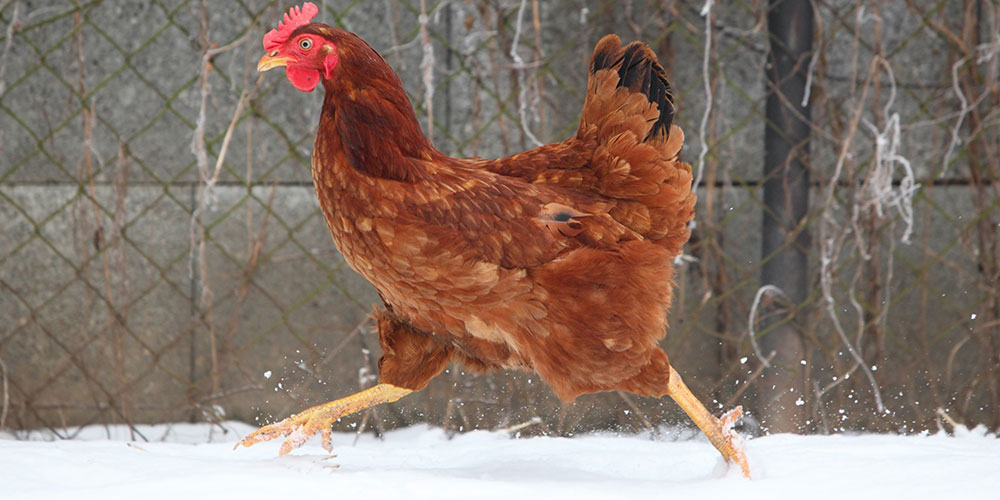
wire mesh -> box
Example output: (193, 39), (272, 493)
(0, 0), (997, 439)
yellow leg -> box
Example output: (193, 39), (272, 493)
(235, 383), (413, 455)
(666, 366), (751, 478)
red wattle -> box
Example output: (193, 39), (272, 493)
(286, 66), (320, 92)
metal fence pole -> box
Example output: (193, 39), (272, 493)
(759, 0), (813, 433)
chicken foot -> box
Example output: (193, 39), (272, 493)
(235, 383), (413, 455)
(665, 366), (751, 478)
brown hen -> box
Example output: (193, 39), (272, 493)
(239, 3), (749, 478)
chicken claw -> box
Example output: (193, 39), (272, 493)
(666, 367), (752, 478)
(235, 404), (337, 455)
(716, 406), (750, 476)
(235, 383), (412, 455)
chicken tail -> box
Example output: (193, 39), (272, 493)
(577, 35), (695, 255)
(584, 35), (674, 142)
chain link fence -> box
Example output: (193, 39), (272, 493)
(1, 0), (997, 440)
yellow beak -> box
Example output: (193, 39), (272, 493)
(257, 53), (294, 72)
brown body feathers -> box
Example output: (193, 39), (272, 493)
(310, 31), (695, 401)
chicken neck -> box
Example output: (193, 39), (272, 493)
(317, 54), (444, 183)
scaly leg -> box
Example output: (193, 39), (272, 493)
(665, 366), (751, 478)
(235, 383), (413, 455)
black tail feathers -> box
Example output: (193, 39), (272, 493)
(591, 36), (674, 141)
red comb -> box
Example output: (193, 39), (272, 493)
(263, 3), (319, 51)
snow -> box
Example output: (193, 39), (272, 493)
(2, 422), (998, 499)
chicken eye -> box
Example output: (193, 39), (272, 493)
(299, 38), (313, 50)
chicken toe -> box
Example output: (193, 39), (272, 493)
(235, 383), (412, 455)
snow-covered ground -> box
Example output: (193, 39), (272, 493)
(2, 422), (997, 499)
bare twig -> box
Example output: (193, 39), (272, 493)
(801, 0), (821, 107)
(509, 0), (542, 147)
(692, 0), (714, 195)
(943, 38), (1000, 177)
(747, 285), (786, 369)
(723, 351), (777, 409)
(936, 407), (961, 431)
(817, 55), (887, 414)
(616, 391), (658, 437)
(0, 358), (9, 430)
(418, 0), (435, 145)
(189, 1), (254, 396)
(858, 60), (917, 244)
(0, 1), (19, 95)
(504, 416), (542, 435)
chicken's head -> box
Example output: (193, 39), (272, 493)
(257, 2), (338, 92)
